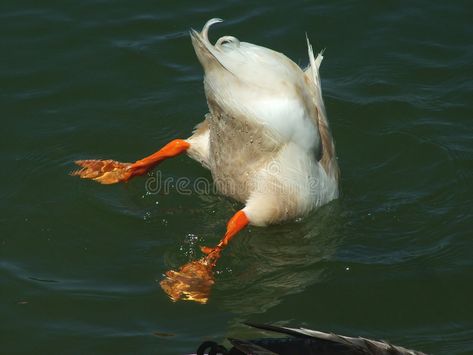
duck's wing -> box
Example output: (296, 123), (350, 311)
(304, 38), (340, 182)
(244, 322), (428, 355)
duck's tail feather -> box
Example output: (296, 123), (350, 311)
(304, 35), (326, 119)
(304, 37), (340, 182)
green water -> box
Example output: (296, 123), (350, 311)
(1, 1), (472, 354)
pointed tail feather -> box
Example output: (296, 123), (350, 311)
(304, 38), (340, 182)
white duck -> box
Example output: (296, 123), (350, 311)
(72, 18), (340, 302)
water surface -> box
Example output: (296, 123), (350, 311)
(1, 1), (472, 354)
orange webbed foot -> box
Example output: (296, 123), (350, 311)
(160, 210), (249, 303)
(160, 258), (215, 304)
(71, 139), (190, 185)
(160, 249), (224, 304)
(70, 159), (142, 184)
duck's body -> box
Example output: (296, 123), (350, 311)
(187, 18), (339, 226)
(72, 19), (340, 303)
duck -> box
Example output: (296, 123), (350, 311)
(194, 322), (427, 355)
(72, 18), (340, 303)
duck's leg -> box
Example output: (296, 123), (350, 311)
(160, 175), (284, 303)
(200, 210), (250, 265)
(72, 119), (210, 185)
(71, 139), (190, 184)
(160, 192), (282, 303)
(160, 209), (249, 303)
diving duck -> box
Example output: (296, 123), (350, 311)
(195, 323), (427, 355)
(72, 18), (340, 302)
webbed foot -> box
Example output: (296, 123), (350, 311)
(71, 159), (148, 184)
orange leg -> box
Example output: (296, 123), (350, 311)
(71, 139), (190, 184)
(201, 210), (249, 265)
(160, 209), (250, 303)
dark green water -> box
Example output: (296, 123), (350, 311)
(1, 1), (472, 354)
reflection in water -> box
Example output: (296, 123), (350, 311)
(218, 203), (343, 315)
(160, 202), (343, 308)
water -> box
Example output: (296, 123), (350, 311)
(1, 1), (472, 354)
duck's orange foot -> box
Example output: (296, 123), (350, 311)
(160, 259), (215, 304)
(70, 159), (147, 184)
